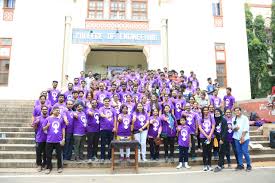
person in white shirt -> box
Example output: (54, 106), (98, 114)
(232, 107), (252, 171)
(85, 71), (94, 90)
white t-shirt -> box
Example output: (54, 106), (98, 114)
(232, 114), (250, 141)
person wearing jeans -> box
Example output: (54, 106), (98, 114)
(86, 100), (100, 162)
(132, 103), (150, 161)
(232, 107), (252, 171)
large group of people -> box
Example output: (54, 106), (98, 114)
(31, 68), (252, 174)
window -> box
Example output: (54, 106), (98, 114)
(110, 0), (126, 20)
(215, 43), (227, 87)
(0, 38), (12, 85)
(4, 0), (15, 8)
(88, 0), (104, 19)
(132, 0), (147, 20)
(212, 0), (222, 16)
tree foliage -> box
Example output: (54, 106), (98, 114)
(271, 3), (275, 75)
(245, 6), (272, 98)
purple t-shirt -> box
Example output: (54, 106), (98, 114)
(119, 91), (130, 103)
(161, 114), (177, 137)
(117, 114), (132, 137)
(174, 99), (186, 120)
(226, 117), (234, 142)
(148, 102), (162, 114)
(133, 112), (148, 131)
(132, 92), (141, 102)
(34, 99), (51, 108)
(47, 89), (60, 106)
(124, 102), (135, 115)
(223, 95), (235, 110)
(86, 108), (100, 133)
(43, 116), (65, 143)
(178, 125), (191, 147)
(73, 111), (87, 136)
(210, 96), (222, 108)
(52, 103), (67, 117)
(64, 109), (74, 134)
(99, 106), (117, 131)
(148, 116), (162, 138)
(64, 90), (73, 102)
(32, 115), (48, 143)
(162, 100), (175, 113)
(198, 115), (216, 139)
(95, 91), (110, 107)
(183, 111), (198, 134)
(32, 105), (51, 118)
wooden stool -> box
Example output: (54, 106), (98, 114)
(110, 140), (139, 173)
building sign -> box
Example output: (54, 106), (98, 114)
(72, 29), (161, 45)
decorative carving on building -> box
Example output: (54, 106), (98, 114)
(85, 20), (149, 30)
(214, 16), (223, 27)
(3, 8), (14, 21)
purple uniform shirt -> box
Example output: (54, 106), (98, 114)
(119, 91), (130, 103)
(223, 95), (235, 110)
(124, 102), (135, 115)
(43, 116), (65, 143)
(162, 100), (175, 113)
(183, 111), (198, 134)
(161, 114), (177, 137)
(99, 106), (116, 131)
(86, 108), (100, 133)
(210, 96), (222, 108)
(226, 117), (234, 142)
(64, 109), (74, 134)
(64, 90), (73, 102)
(148, 116), (162, 138)
(73, 111), (87, 135)
(34, 99), (51, 107)
(178, 125), (191, 147)
(198, 115), (216, 139)
(117, 114), (132, 137)
(96, 91), (110, 107)
(174, 99), (186, 120)
(32, 115), (48, 143)
(47, 89), (60, 106)
(133, 112), (148, 131)
(52, 103), (67, 117)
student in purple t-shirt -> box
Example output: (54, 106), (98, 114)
(32, 105), (48, 172)
(117, 105), (132, 162)
(182, 103), (198, 159)
(99, 97), (117, 162)
(32, 95), (51, 125)
(148, 108), (162, 160)
(73, 78), (80, 91)
(119, 83), (130, 103)
(124, 94), (135, 115)
(95, 82), (110, 107)
(148, 94), (162, 116)
(47, 81), (60, 106)
(73, 102), (87, 161)
(86, 99), (100, 162)
(34, 91), (51, 107)
(224, 109), (238, 167)
(63, 83), (74, 102)
(210, 89), (222, 109)
(162, 94), (175, 115)
(42, 107), (65, 174)
(223, 87), (235, 111)
(161, 105), (177, 163)
(132, 102), (150, 161)
(176, 117), (191, 169)
(173, 92), (186, 121)
(198, 106), (216, 171)
(52, 94), (67, 116)
(63, 100), (74, 161)
(110, 93), (122, 115)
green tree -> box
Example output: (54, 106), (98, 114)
(245, 6), (272, 98)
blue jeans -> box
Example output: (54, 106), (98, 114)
(63, 133), (74, 160)
(234, 139), (251, 167)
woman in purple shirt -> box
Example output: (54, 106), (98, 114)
(198, 106), (215, 171)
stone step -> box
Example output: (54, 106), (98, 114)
(0, 127), (34, 132)
(0, 132), (35, 138)
(0, 114), (33, 118)
(0, 118), (32, 123)
(1, 154), (275, 168)
(250, 131), (263, 136)
(0, 123), (31, 127)
(0, 108), (33, 113)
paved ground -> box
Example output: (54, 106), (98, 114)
(0, 162), (274, 183)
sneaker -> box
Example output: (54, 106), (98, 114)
(176, 162), (183, 169)
(246, 165), (252, 172)
(142, 158), (148, 162)
(165, 157), (168, 163)
(37, 166), (42, 172)
(94, 157), (99, 162)
(235, 165), (244, 171)
(45, 169), (51, 174)
(214, 166), (222, 172)
(207, 166), (213, 171)
(184, 162), (191, 169)
(203, 166), (208, 171)
(88, 159), (93, 163)
(57, 168), (63, 173)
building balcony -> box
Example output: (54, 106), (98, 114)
(85, 19), (149, 30)
(214, 16), (223, 27)
(2, 8), (14, 21)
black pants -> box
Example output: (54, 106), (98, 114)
(148, 138), (160, 159)
(179, 146), (189, 163)
(218, 141), (229, 167)
(226, 141), (238, 165)
(163, 136), (175, 158)
(201, 138), (213, 166)
(87, 132), (100, 159)
(74, 135), (86, 159)
(46, 143), (62, 170)
(197, 132), (201, 149)
(36, 142), (46, 167)
(100, 130), (113, 160)
(190, 134), (196, 157)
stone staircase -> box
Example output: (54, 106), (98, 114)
(0, 100), (274, 168)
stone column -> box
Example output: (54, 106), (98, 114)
(161, 18), (169, 69)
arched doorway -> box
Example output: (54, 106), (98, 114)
(85, 45), (148, 77)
